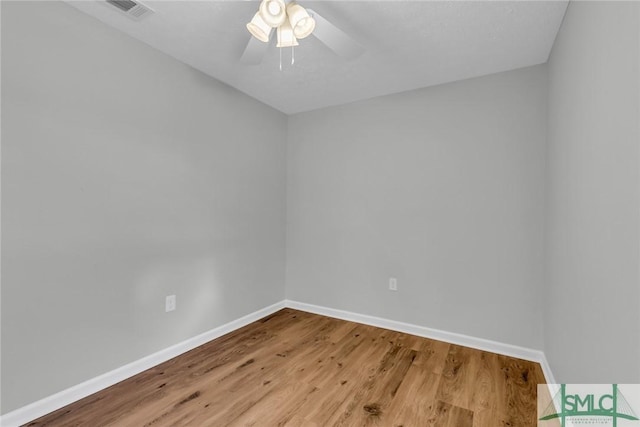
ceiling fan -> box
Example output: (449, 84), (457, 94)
(240, 0), (364, 66)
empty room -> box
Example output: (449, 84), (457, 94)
(1, 0), (639, 426)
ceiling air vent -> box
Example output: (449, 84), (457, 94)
(105, 0), (154, 20)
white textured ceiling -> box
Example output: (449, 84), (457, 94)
(67, 1), (568, 114)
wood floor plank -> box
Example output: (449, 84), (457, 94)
(429, 400), (474, 427)
(412, 338), (451, 375)
(25, 309), (547, 427)
(297, 326), (392, 426)
(498, 355), (542, 427)
(384, 364), (442, 426)
(330, 345), (418, 426)
(281, 415), (319, 427)
(435, 344), (480, 410)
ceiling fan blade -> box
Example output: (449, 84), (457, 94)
(307, 9), (364, 59)
(240, 33), (271, 65)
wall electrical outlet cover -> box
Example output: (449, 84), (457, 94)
(389, 278), (398, 291)
(165, 295), (176, 312)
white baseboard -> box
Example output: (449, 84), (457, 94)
(538, 353), (557, 386)
(1, 298), (557, 427)
(285, 299), (555, 382)
(0, 300), (286, 427)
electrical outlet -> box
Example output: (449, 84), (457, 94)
(389, 277), (398, 291)
(165, 295), (176, 312)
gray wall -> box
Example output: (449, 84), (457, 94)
(545, 1), (640, 383)
(286, 66), (547, 351)
(1, 1), (287, 413)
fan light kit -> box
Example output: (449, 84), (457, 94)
(246, 0), (316, 69)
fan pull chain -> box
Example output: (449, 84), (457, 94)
(292, 46), (295, 65)
(279, 47), (282, 71)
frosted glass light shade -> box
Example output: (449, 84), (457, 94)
(286, 2), (315, 39)
(259, 0), (286, 28)
(246, 12), (271, 42)
(277, 21), (299, 47)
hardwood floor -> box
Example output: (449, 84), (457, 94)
(26, 309), (547, 426)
